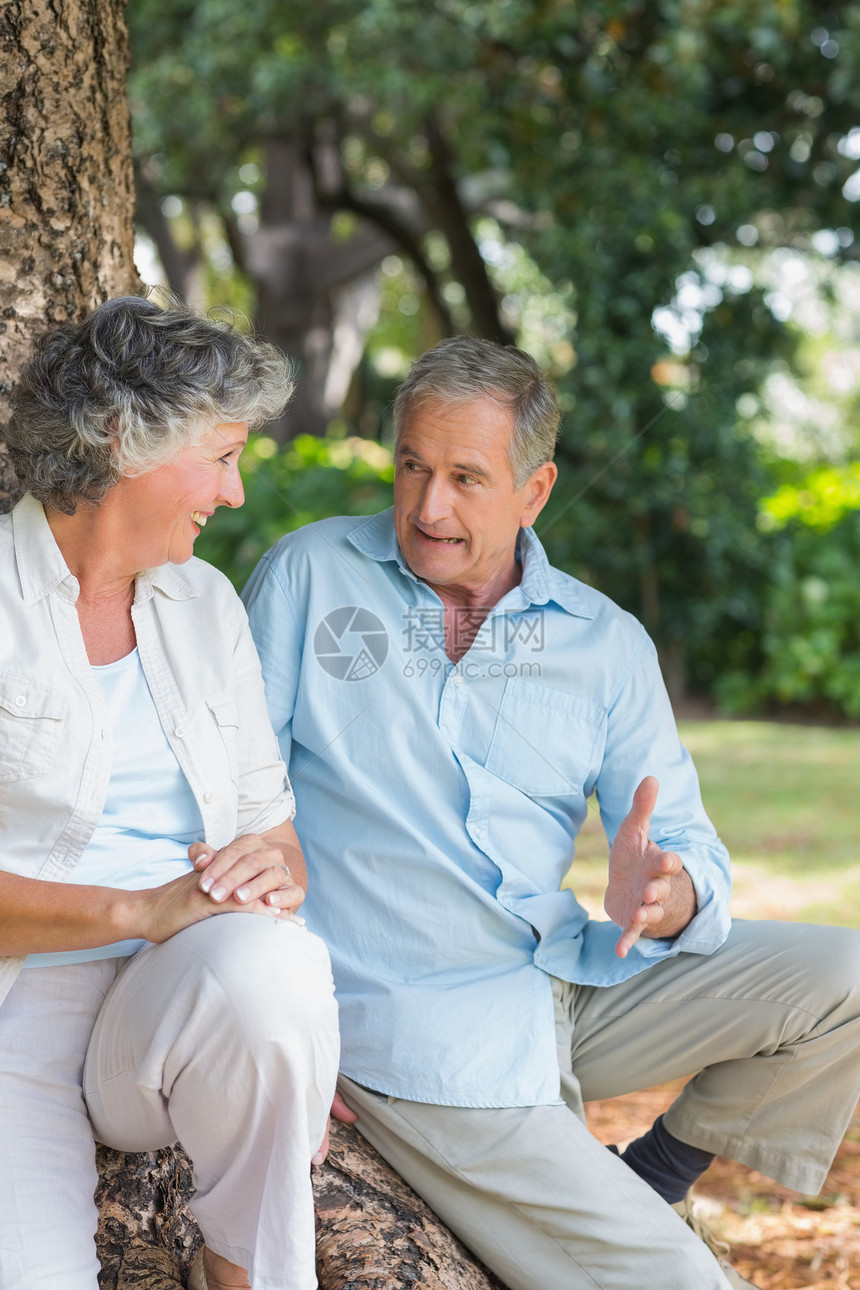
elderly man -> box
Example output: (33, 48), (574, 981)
(243, 338), (860, 1290)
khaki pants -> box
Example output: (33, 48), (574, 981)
(0, 915), (339, 1290)
(340, 919), (860, 1290)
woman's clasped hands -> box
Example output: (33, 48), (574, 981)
(135, 828), (306, 944)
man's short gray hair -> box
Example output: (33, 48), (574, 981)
(6, 294), (295, 514)
(393, 336), (560, 487)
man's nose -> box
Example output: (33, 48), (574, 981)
(416, 474), (451, 523)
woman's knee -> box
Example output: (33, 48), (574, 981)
(192, 916), (338, 1047)
(119, 914), (338, 1066)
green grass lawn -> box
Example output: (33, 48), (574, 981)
(564, 718), (860, 929)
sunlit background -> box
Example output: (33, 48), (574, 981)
(129, 1), (860, 719)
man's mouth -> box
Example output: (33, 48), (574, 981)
(416, 528), (462, 544)
(191, 511), (209, 527)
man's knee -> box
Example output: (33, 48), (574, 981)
(778, 922), (860, 1016)
(813, 924), (860, 993)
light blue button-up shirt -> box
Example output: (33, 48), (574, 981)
(244, 509), (731, 1107)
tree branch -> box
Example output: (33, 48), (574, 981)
(422, 115), (515, 345)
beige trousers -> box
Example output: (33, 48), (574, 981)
(340, 919), (860, 1290)
(0, 915), (339, 1290)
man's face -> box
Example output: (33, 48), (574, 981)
(393, 396), (556, 602)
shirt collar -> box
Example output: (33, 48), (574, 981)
(346, 507), (594, 619)
(12, 494), (75, 605)
(134, 563), (198, 603)
(11, 493), (197, 606)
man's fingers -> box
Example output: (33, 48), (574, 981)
(312, 1091), (358, 1165)
(312, 1120), (331, 1167)
(331, 1091), (358, 1124)
(615, 895), (668, 958)
(614, 920), (642, 959)
(626, 775), (659, 831)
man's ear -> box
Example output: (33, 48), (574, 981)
(519, 461), (558, 528)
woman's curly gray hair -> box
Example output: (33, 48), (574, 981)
(6, 295), (295, 514)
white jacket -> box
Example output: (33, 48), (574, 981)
(0, 493), (293, 1005)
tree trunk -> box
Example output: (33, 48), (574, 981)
(422, 117), (514, 347)
(236, 139), (391, 442)
(0, 0), (139, 511)
(95, 1126), (507, 1290)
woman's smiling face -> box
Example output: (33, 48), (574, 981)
(110, 421), (248, 567)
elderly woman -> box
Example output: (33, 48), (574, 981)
(0, 296), (339, 1290)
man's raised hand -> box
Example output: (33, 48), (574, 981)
(604, 776), (696, 959)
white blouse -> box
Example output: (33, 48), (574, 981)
(0, 494), (294, 1002)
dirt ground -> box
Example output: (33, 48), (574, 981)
(585, 1083), (860, 1289)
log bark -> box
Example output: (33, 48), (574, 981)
(95, 1144), (199, 1290)
(95, 1124), (506, 1290)
(314, 1121), (506, 1290)
(0, 0), (139, 510)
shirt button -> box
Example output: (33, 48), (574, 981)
(452, 674), (464, 687)
(13, 695), (26, 707)
(203, 791), (214, 804)
(174, 726), (185, 738)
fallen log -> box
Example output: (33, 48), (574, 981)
(95, 1143), (199, 1289)
(314, 1121), (505, 1290)
(95, 1126), (506, 1290)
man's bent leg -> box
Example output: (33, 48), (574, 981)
(569, 920), (860, 1195)
(338, 1075), (734, 1290)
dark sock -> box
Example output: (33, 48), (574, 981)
(620, 1114), (714, 1203)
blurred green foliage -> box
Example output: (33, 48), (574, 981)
(129, 0), (860, 714)
(716, 463), (860, 716)
(193, 433), (394, 588)
(761, 462), (860, 531)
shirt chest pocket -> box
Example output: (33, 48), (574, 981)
(205, 690), (240, 785)
(483, 678), (604, 799)
(0, 673), (67, 783)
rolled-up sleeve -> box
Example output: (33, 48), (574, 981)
(230, 593), (295, 837)
(595, 629), (732, 962)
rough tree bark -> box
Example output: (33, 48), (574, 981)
(0, 0), (139, 511)
(95, 1123), (506, 1290)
